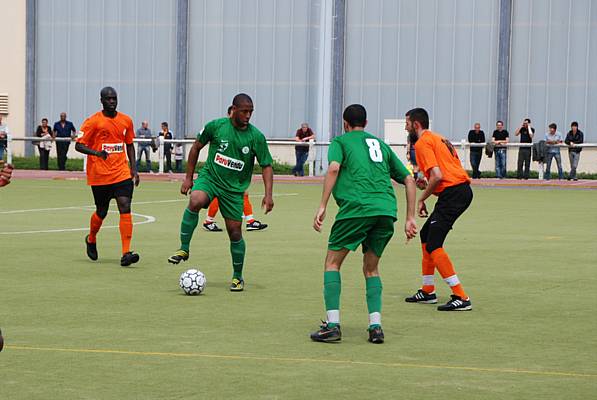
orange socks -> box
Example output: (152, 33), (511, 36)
(429, 248), (468, 300)
(243, 193), (254, 222)
(206, 198), (219, 221)
(88, 213), (104, 243)
(119, 213), (133, 254)
(421, 243), (436, 294)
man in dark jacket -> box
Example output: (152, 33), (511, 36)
(565, 121), (584, 181)
(467, 123), (485, 179)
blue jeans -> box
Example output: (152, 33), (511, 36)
(469, 151), (482, 178)
(292, 150), (309, 176)
(494, 148), (507, 178)
(0, 144), (5, 161)
(545, 152), (563, 180)
(568, 151), (580, 179)
(136, 145), (152, 171)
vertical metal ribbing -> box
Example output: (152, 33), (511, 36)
(175, 0), (189, 138)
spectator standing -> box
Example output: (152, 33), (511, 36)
(159, 122), (173, 172)
(174, 143), (184, 173)
(292, 123), (315, 176)
(565, 121), (583, 181)
(36, 118), (53, 170)
(0, 115), (9, 161)
(544, 123), (563, 180)
(53, 112), (77, 170)
(491, 121), (509, 179)
(515, 118), (534, 179)
(136, 121), (153, 172)
(467, 123), (485, 179)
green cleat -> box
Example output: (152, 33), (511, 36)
(230, 278), (244, 292)
(167, 249), (189, 265)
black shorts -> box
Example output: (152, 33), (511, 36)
(421, 183), (473, 252)
(91, 179), (134, 208)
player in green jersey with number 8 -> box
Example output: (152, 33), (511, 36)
(310, 104), (417, 344)
(168, 93), (274, 292)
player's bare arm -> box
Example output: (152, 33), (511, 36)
(402, 174), (418, 240)
(417, 166), (442, 217)
(181, 139), (206, 195)
(126, 143), (140, 187)
(75, 142), (109, 160)
(261, 165), (274, 214)
(313, 161), (340, 232)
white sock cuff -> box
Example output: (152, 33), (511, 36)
(422, 275), (435, 286)
(369, 312), (381, 326)
(326, 310), (340, 324)
(444, 274), (460, 287)
(205, 216), (215, 222)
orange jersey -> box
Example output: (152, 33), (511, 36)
(414, 130), (470, 195)
(77, 111), (135, 186)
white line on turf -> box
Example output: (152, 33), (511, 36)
(0, 209), (155, 235)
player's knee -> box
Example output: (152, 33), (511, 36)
(228, 230), (242, 242)
(95, 207), (108, 219)
(425, 241), (442, 254)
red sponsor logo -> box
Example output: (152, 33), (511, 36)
(214, 153), (244, 171)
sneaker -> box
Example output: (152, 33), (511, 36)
(85, 235), (98, 261)
(310, 321), (342, 342)
(120, 251), (140, 267)
(437, 295), (472, 311)
(230, 278), (244, 292)
(368, 326), (384, 344)
(404, 289), (438, 304)
(246, 220), (268, 231)
(203, 221), (223, 232)
(167, 249), (189, 265)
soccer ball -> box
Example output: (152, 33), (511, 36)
(179, 269), (206, 295)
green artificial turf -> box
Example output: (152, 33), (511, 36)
(0, 180), (595, 399)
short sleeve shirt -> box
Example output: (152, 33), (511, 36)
(328, 130), (410, 221)
(54, 121), (77, 138)
(197, 118), (273, 193)
(492, 129), (509, 141)
(414, 130), (471, 195)
(519, 127), (534, 143)
(77, 111), (135, 186)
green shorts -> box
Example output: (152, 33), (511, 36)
(191, 176), (244, 222)
(328, 216), (395, 257)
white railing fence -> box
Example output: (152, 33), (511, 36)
(5, 135), (597, 176)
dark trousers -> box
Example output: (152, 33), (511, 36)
(469, 150), (482, 179)
(292, 150), (309, 176)
(517, 148), (531, 179)
(164, 148), (172, 172)
(39, 148), (50, 170)
(175, 159), (182, 172)
(56, 141), (70, 170)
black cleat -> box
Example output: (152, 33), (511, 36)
(437, 295), (472, 311)
(368, 326), (384, 344)
(0, 328), (4, 352)
(405, 289), (438, 304)
(246, 220), (268, 231)
(310, 321), (341, 343)
(85, 235), (98, 261)
(120, 251), (140, 267)
(203, 221), (223, 232)
(167, 249), (189, 265)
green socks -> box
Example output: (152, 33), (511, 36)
(366, 276), (382, 328)
(324, 271), (341, 326)
(230, 238), (246, 280)
(180, 208), (199, 252)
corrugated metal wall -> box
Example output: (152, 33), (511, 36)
(344, 0), (500, 140)
(509, 0), (597, 139)
(36, 0), (176, 133)
(34, 0), (596, 142)
(186, 0), (322, 138)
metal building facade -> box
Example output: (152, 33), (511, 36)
(35, 0), (177, 133)
(509, 0), (597, 138)
(32, 0), (596, 143)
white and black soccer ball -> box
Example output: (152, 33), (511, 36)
(179, 269), (206, 295)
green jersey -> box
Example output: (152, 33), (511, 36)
(197, 118), (273, 193)
(327, 130), (411, 221)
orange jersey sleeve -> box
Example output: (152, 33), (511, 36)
(77, 112), (135, 186)
(414, 130), (470, 194)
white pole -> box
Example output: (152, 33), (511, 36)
(6, 133), (12, 164)
(158, 137), (164, 174)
